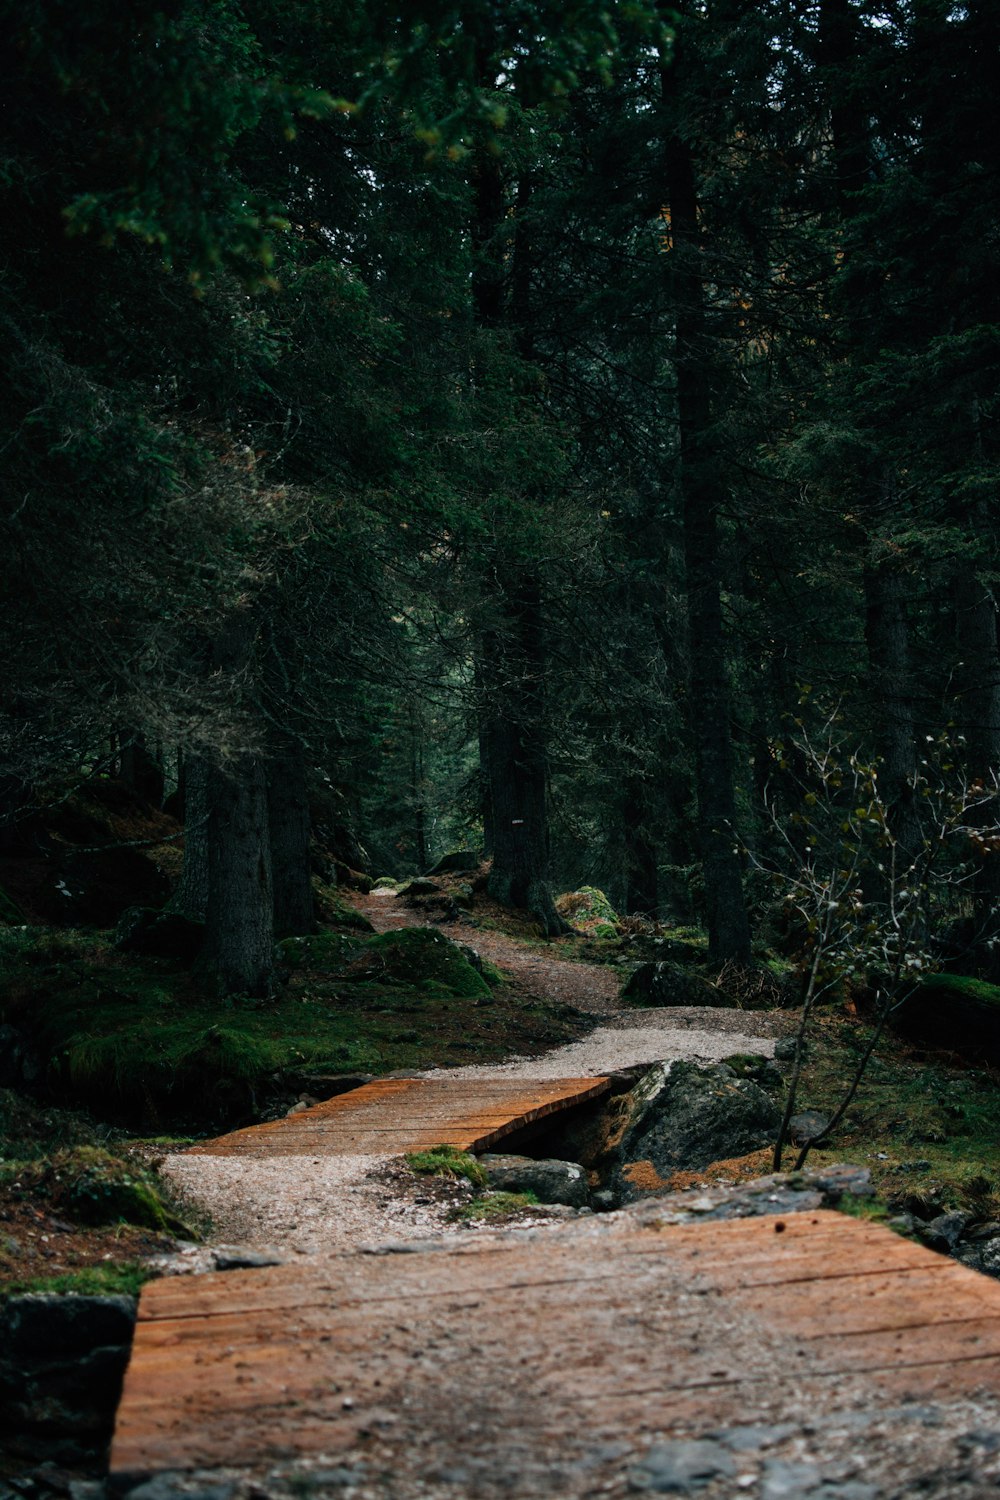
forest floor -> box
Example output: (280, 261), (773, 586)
(158, 887), (791, 1260)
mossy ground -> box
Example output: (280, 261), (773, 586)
(405, 1144), (487, 1188)
(455, 1190), (539, 1221)
(674, 1015), (1000, 1227)
(0, 922), (586, 1130)
(0, 1090), (191, 1294)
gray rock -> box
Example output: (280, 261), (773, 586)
(114, 907), (204, 964)
(424, 850), (479, 875)
(125, 1479), (236, 1500)
(977, 1236), (1000, 1276)
(723, 1054), (786, 1094)
(2, 1294), (136, 1362)
(622, 963), (728, 1009)
(397, 877), (441, 897)
(774, 1037), (802, 1062)
(479, 1153), (589, 1208)
(760, 1459), (823, 1498)
(628, 1439), (735, 1492)
(211, 1245), (286, 1270)
(612, 1062), (781, 1198)
(919, 1210), (968, 1252)
(715, 1423), (799, 1452)
(789, 1110), (831, 1145)
(626, 1163), (872, 1227)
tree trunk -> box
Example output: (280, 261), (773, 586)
(119, 731), (164, 806)
(954, 538), (1000, 969)
(482, 588), (569, 936)
(198, 611), (275, 997)
(661, 42), (751, 964)
(173, 753), (210, 921)
(470, 112), (565, 932)
(202, 752), (275, 997)
(267, 733), (314, 938)
(863, 559), (921, 863)
(623, 778), (658, 917)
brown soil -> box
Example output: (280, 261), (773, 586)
(0, 1194), (177, 1290)
(353, 888), (622, 1016)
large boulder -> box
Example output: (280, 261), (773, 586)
(479, 1153), (589, 1208)
(114, 906), (204, 964)
(603, 1061), (782, 1202)
(425, 850), (480, 876)
(621, 961), (729, 1008)
(894, 974), (1000, 1063)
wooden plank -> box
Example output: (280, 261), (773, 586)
(185, 1076), (610, 1157)
(111, 1210), (1000, 1487)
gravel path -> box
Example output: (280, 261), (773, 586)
(162, 900), (784, 1261)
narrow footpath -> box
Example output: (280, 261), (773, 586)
(120, 907), (1000, 1500)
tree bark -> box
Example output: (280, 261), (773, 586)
(482, 587), (569, 936)
(661, 40), (752, 964)
(863, 559), (921, 864)
(267, 732), (314, 937)
(954, 530), (1000, 969)
(198, 611), (276, 998)
(119, 731), (164, 806)
(202, 752), (275, 997)
(173, 753), (210, 921)
(623, 777), (659, 917)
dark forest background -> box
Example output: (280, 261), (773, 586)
(3, 0), (1000, 999)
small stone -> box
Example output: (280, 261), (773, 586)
(717, 1424), (798, 1453)
(479, 1154), (589, 1208)
(774, 1037), (801, 1062)
(211, 1246), (286, 1271)
(789, 1110), (830, 1145)
(760, 1459), (822, 1498)
(125, 1479), (235, 1500)
(629, 1439), (736, 1492)
(919, 1210), (968, 1251)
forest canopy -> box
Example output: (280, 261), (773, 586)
(2, 0), (999, 997)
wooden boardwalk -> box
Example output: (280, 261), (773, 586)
(185, 1075), (611, 1156)
(111, 1209), (1000, 1494)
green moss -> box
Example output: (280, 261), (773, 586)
(0, 920), (586, 1126)
(480, 958), (506, 987)
(359, 928), (490, 998)
(311, 880), (376, 931)
(555, 887), (619, 934)
(456, 1190), (539, 1221)
(0, 887), (26, 925)
(278, 932), (360, 971)
(916, 973), (1000, 1009)
(405, 1144), (487, 1187)
(0, 1146), (189, 1232)
(0, 1261), (153, 1301)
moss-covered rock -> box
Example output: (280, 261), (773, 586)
(345, 928), (491, 999)
(0, 1146), (182, 1231)
(895, 974), (1000, 1062)
(555, 887), (619, 936)
(397, 877), (442, 898)
(311, 879), (375, 931)
(278, 932), (361, 971)
(114, 906), (204, 965)
(622, 961), (729, 1008)
(424, 850), (480, 876)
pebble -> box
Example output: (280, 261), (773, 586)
(628, 1439), (736, 1492)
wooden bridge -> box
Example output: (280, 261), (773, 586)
(110, 1077), (1000, 1497)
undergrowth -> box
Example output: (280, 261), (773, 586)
(0, 1261), (153, 1301)
(405, 1144), (487, 1188)
(0, 924), (586, 1128)
(455, 1190), (539, 1221)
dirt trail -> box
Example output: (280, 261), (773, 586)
(162, 894), (786, 1262)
